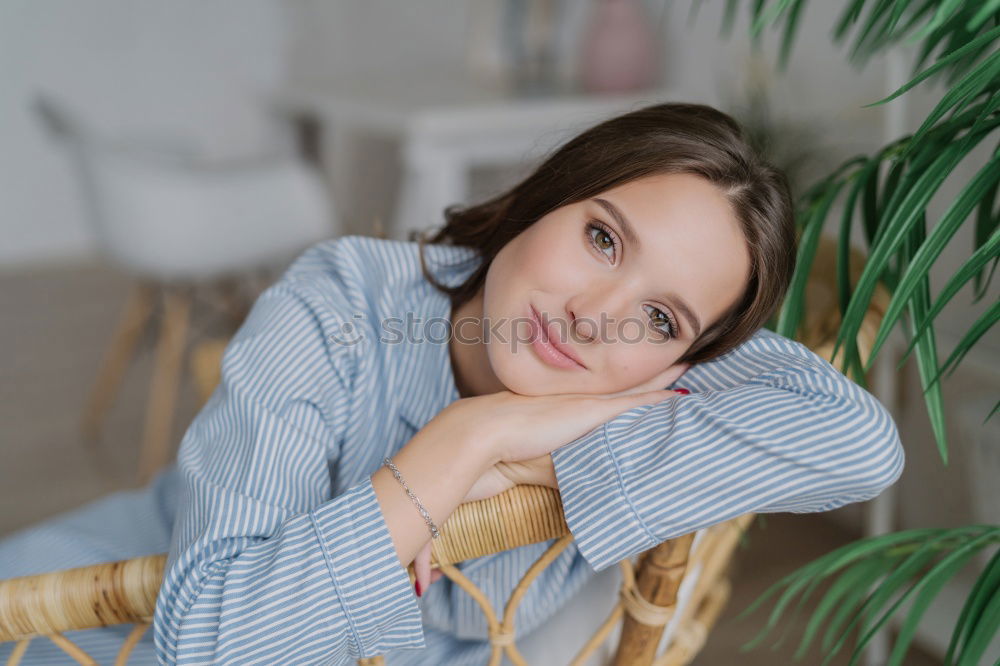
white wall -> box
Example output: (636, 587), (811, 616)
(0, 0), (287, 266)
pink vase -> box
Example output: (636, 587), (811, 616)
(579, 0), (659, 94)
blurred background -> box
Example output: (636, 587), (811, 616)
(1, 1), (996, 664)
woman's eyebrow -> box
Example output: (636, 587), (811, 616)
(664, 293), (702, 338)
(593, 198), (640, 251)
(592, 197), (702, 338)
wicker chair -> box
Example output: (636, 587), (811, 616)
(0, 237), (889, 666)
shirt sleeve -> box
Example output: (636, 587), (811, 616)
(550, 327), (905, 572)
(153, 276), (425, 665)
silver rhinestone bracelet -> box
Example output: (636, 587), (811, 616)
(383, 457), (440, 539)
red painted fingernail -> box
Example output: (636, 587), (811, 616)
(674, 388), (690, 395)
(415, 581), (422, 597)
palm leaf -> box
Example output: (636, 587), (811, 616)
(737, 529), (944, 648)
(860, 149), (883, 244)
(830, 135), (973, 370)
(737, 528), (1000, 661)
(861, 23), (1000, 111)
(911, 0), (974, 41)
(777, 0), (808, 70)
(821, 527), (986, 663)
(972, 167), (1000, 300)
(832, 101), (999, 372)
(955, 575), (1000, 665)
(939, 15), (997, 89)
(750, 0), (769, 50)
(902, 226), (1000, 359)
(922, 299), (1000, 390)
(720, 0), (741, 38)
(967, 0), (1000, 32)
(750, 0), (796, 38)
(792, 557), (886, 659)
(986, 399), (1000, 423)
(734, 0), (1000, 460)
(946, 546), (1000, 663)
(864, 148), (1000, 369)
(832, 0), (868, 41)
(895, 51), (1000, 162)
(724, 1), (1000, 661)
(736, 529), (941, 646)
(777, 180), (846, 338)
(848, 0), (897, 63)
(774, 156), (867, 342)
(909, 5), (997, 87)
(874, 530), (999, 665)
(818, 557), (900, 660)
(887, 0), (940, 57)
(833, 163), (876, 379)
(902, 215), (949, 461)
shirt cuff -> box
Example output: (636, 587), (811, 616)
(550, 424), (658, 572)
(311, 476), (426, 657)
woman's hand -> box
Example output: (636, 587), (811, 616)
(408, 362), (690, 597)
(410, 454), (559, 595)
(462, 454), (558, 503)
(437, 362), (690, 466)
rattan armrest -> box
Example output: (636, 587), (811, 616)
(0, 554), (165, 643)
(0, 484), (567, 641)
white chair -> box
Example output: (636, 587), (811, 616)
(35, 95), (337, 484)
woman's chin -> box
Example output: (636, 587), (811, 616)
(489, 356), (549, 395)
(491, 360), (587, 396)
(494, 372), (548, 396)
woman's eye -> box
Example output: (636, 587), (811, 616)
(586, 221), (617, 260)
(585, 222), (678, 340)
(644, 304), (679, 340)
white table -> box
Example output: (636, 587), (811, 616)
(274, 75), (716, 241)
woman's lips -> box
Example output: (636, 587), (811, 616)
(528, 304), (587, 370)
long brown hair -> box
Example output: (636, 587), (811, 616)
(417, 102), (796, 364)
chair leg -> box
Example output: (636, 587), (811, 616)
(136, 287), (191, 485)
(80, 282), (155, 447)
(612, 532), (696, 666)
(216, 277), (251, 330)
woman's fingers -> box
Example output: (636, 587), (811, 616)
(649, 361), (690, 391)
(414, 540), (432, 597)
(439, 382), (692, 465)
(596, 387), (679, 410)
(495, 388), (681, 463)
(584, 387), (681, 434)
(562, 389), (677, 439)
(609, 362), (691, 397)
(616, 389), (679, 410)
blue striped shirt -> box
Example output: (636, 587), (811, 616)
(147, 234), (903, 664)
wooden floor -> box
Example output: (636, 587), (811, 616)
(0, 259), (942, 665)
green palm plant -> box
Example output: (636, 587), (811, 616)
(691, 1), (1000, 664)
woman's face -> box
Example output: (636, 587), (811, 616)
(472, 172), (751, 397)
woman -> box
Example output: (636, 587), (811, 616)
(0, 103), (903, 665)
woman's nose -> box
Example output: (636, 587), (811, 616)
(569, 310), (598, 343)
(568, 291), (633, 345)
(568, 303), (622, 344)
